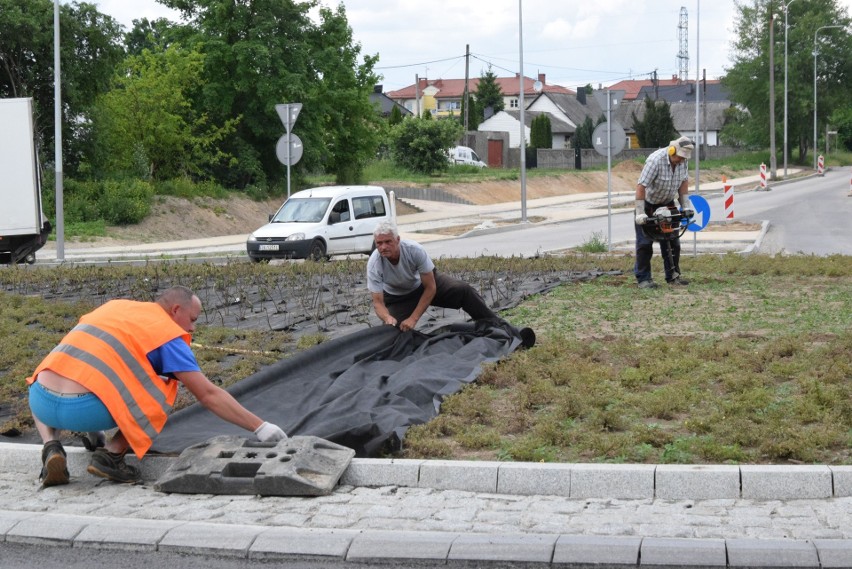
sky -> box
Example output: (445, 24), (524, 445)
(90, 0), (852, 93)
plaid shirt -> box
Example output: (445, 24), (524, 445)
(637, 147), (689, 205)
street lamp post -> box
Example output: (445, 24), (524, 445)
(813, 24), (843, 170)
(783, 0), (796, 179)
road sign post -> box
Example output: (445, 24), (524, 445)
(275, 103), (303, 198)
(591, 90), (625, 252)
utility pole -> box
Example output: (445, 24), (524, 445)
(414, 74), (420, 118)
(769, 7), (777, 180)
(463, 44), (470, 135)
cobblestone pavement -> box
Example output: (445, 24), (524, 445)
(2, 469), (850, 542)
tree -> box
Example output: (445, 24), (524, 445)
(388, 105), (404, 126)
(529, 114), (552, 149)
(724, 0), (852, 163)
(632, 96), (677, 148)
(459, 95), (480, 130)
(89, 45), (237, 181)
(390, 117), (462, 174)
(159, 0), (381, 188)
(473, 65), (504, 121)
(0, 0), (125, 173)
(573, 117), (593, 149)
(125, 17), (190, 56)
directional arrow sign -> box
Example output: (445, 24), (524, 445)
(275, 103), (302, 134)
(686, 195), (711, 231)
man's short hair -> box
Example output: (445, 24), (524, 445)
(157, 285), (195, 308)
(373, 221), (399, 239)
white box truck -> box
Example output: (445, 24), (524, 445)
(0, 98), (51, 264)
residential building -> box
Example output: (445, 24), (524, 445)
(477, 110), (573, 148)
(385, 73), (573, 119)
(369, 85), (413, 117)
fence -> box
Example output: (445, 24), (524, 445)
(505, 146), (742, 170)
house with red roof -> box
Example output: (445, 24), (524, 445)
(385, 73), (573, 119)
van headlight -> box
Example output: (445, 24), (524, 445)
(247, 234), (257, 242)
(286, 233), (305, 241)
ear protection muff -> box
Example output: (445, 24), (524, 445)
(668, 145), (676, 156)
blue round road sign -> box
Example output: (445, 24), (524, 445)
(686, 195), (710, 232)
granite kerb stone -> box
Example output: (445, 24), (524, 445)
(2, 443), (850, 501)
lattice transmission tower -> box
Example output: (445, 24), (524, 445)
(677, 7), (689, 83)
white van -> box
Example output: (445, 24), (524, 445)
(246, 186), (394, 262)
(448, 146), (487, 168)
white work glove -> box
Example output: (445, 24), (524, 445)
(254, 421), (287, 442)
(679, 197), (694, 218)
(634, 200), (648, 225)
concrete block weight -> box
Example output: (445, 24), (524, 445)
(154, 435), (354, 496)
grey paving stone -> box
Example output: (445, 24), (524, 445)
(346, 529), (458, 562)
(339, 458), (424, 488)
(158, 521), (263, 557)
(497, 462), (571, 496)
(5, 512), (91, 546)
(741, 466), (832, 500)
(641, 537), (727, 566)
(655, 465), (740, 500)
(570, 464), (655, 499)
(830, 466), (852, 497)
(0, 510), (37, 536)
(73, 516), (183, 551)
(418, 460), (499, 493)
(726, 538), (819, 567)
(448, 532), (557, 563)
(812, 539), (852, 568)
(552, 535), (641, 565)
(249, 527), (360, 560)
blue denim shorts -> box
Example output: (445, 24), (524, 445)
(28, 382), (117, 432)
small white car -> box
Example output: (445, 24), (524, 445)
(448, 146), (487, 168)
(246, 186), (393, 262)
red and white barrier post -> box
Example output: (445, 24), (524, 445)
(818, 155), (825, 176)
(723, 175), (734, 219)
(759, 163), (768, 190)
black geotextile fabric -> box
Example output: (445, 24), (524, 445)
(151, 319), (526, 458)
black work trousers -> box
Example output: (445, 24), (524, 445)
(383, 270), (497, 322)
(634, 202), (681, 283)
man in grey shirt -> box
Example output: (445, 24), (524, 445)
(367, 221), (498, 332)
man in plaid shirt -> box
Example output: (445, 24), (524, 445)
(633, 136), (695, 289)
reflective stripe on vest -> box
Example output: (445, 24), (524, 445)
(50, 324), (170, 443)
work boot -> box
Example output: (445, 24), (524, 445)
(638, 280), (659, 289)
(40, 440), (69, 487)
(87, 449), (141, 484)
(667, 277), (689, 286)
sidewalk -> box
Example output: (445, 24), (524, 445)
(1, 442), (851, 566)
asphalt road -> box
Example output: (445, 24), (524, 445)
(422, 168), (851, 258)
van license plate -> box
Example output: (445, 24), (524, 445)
(259, 244), (279, 251)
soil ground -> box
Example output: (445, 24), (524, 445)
(70, 165), (745, 247)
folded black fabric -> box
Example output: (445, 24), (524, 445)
(151, 320), (525, 457)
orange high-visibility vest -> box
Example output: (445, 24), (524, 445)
(28, 300), (191, 458)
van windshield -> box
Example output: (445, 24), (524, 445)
(272, 198), (331, 223)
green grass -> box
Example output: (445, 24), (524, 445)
(1, 245), (850, 466)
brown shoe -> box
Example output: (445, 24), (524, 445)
(87, 449), (141, 484)
(40, 440), (69, 487)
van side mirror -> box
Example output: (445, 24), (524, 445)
(268, 213), (274, 222)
